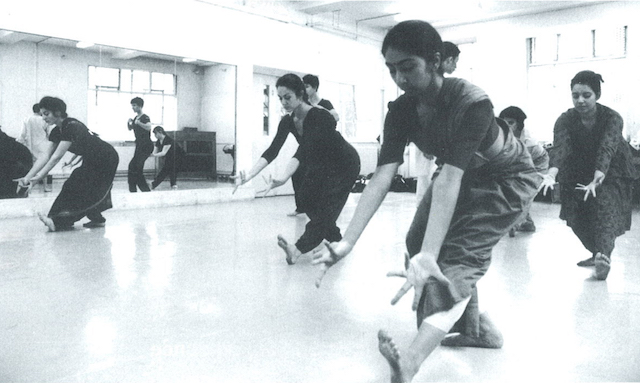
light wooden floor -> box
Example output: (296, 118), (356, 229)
(1, 193), (639, 383)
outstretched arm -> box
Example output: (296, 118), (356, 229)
(263, 157), (300, 195)
(313, 162), (399, 286)
(27, 141), (71, 184)
(15, 141), (56, 186)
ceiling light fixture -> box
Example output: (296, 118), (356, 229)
(182, 57), (197, 63)
(76, 41), (94, 49)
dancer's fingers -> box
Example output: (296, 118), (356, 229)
(411, 284), (424, 311)
(390, 281), (412, 305)
(386, 270), (407, 278)
(315, 264), (328, 288)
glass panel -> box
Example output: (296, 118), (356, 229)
(595, 26), (626, 57)
(559, 29), (592, 61)
(151, 72), (175, 94)
(121, 69), (132, 92)
(88, 66), (119, 89)
(530, 34), (558, 64)
(132, 70), (150, 92)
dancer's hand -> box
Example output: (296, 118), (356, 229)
(538, 173), (556, 196)
(576, 171), (604, 201)
(230, 170), (246, 194)
(262, 175), (286, 197)
(13, 177), (29, 187)
(312, 240), (353, 288)
(387, 252), (450, 311)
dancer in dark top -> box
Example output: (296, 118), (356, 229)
(127, 97), (152, 192)
(540, 70), (638, 280)
(15, 96), (119, 231)
(150, 126), (184, 190)
(303, 74), (340, 122)
(0, 127), (32, 199)
(260, 73), (360, 265)
(313, 21), (540, 382)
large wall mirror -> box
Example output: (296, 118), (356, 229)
(0, 29), (237, 204)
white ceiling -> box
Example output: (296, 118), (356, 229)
(253, 1), (603, 31)
(0, 1), (604, 62)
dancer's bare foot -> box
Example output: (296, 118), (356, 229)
(278, 235), (301, 265)
(378, 330), (412, 383)
(577, 255), (595, 267)
(286, 210), (305, 217)
(37, 212), (56, 232)
(594, 252), (611, 280)
(441, 312), (503, 348)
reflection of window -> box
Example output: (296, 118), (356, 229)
(263, 85), (269, 135)
(87, 66), (177, 142)
(528, 26), (627, 65)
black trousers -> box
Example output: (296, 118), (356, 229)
(128, 142), (153, 192)
(152, 157), (181, 188)
(291, 162), (308, 213)
(294, 159), (360, 254)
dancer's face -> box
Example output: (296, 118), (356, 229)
(571, 84), (598, 115)
(304, 83), (317, 98)
(131, 103), (142, 113)
(384, 47), (439, 96)
(40, 108), (63, 125)
(277, 86), (303, 113)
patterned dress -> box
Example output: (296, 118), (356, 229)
(379, 78), (541, 333)
(549, 103), (639, 256)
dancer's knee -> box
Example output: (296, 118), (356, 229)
(423, 295), (471, 333)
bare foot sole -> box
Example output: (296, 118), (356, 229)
(378, 330), (407, 383)
(594, 252), (611, 280)
(277, 235), (301, 265)
(577, 256), (595, 267)
(37, 213), (56, 232)
(286, 210), (304, 217)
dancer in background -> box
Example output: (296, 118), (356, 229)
(313, 20), (540, 382)
(127, 97), (152, 192)
(540, 70), (638, 280)
(499, 106), (549, 236)
(303, 74), (340, 122)
(262, 73), (360, 265)
(17, 103), (53, 192)
(150, 126), (184, 190)
(15, 96), (119, 231)
(441, 41), (460, 75)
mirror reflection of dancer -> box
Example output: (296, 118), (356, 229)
(15, 97), (119, 231)
(127, 97), (152, 192)
(260, 73), (360, 265)
(17, 103), (53, 192)
(539, 71), (639, 280)
(150, 126), (184, 190)
(0, 127), (32, 199)
(313, 21), (540, 382)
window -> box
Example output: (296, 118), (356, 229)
(87, 66), (178, 142)
(528, 25), (627, 65)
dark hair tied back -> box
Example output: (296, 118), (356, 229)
(571, 70), (604, 98)
(382, 20), (443, 66)
(38, 96), (68, 118)
(276, 73), (308, 103)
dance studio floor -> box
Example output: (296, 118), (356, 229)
(1, 193), (639, 383)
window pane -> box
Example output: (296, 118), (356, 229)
(595, 26), (626, 57)
(121, 69), (132, 92)
(151, 72), (175, 94)
(559, 30), (592, 61)
(88, 66), (119, 89)
(132, 70), (150, 92)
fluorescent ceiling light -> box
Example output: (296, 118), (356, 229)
(76, 41), (94, 49)
(182, 57), (197, 63)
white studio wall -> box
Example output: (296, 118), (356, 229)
(439, 1), (640, 143)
